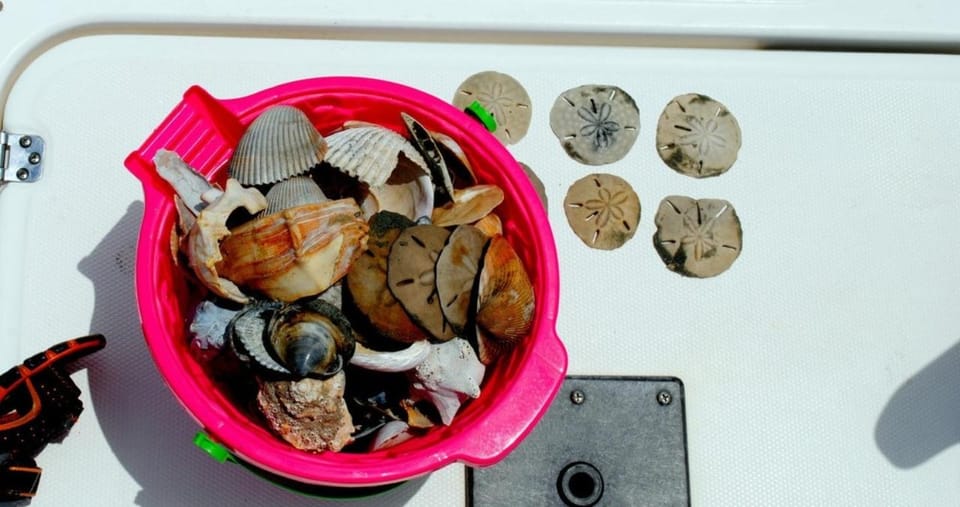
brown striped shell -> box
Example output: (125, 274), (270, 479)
(216, 198), (368, 302)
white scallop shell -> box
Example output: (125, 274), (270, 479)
(324, 126), (428, 188)
(262, 175), (328, 215)
(229, 105), (327, 186)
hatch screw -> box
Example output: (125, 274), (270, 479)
(656, 390), (672, 406)
(16, 168), (29, 181)
(28, 152), (41, 164)
(570, 390), (585, 405)
(19, 136), (32, 148)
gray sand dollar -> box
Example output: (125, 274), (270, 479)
(653, 196), (742, 277)
(656, 93), (741, 178)
(550, 85), (640, 166)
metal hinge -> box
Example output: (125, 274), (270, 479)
(0, 132), (45, 183)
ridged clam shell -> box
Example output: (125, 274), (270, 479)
(229, 105), (327, 186)
(262, 175), (328, 216)
(475, 235), (535, 365)
(324, 126), (428, 188)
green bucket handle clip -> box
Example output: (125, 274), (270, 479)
(193, 431), (234, 464)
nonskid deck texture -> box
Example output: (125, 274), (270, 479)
(0, 32), (958, 505)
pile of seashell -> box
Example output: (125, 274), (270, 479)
(154, 105), (535, 453)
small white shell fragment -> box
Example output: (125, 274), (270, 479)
(186, 179), (268, 303)
(350, 341), (431, 372)
(409, 338), (485, 399)
(154, 149), (222, 215)
(367, 157), (435, 222)
(410, 383), (466, 426)
(371, 421), (415, 451)
(189, 301), (238, 349)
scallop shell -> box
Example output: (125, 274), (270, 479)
(324, 125), (428, 188)
(217, 198), (368, 302)
(262, 175), (329, 216)
(229, 105), (327, 186)
(475, 235), (535, 365)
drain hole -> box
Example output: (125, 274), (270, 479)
(557, 462), (604, 506)
(569, 472), (596, 499)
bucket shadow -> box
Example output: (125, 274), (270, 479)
(875, 340), (960, 468)
(79, 201), (425, 506)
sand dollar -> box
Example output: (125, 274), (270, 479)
(653, 196), (742, 277)
(563, 173), (640, 250)
(550, 85), (639, 166)
(452, 71), (532, 145)
(656, 93), (741, 178)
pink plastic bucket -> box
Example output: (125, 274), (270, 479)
(124, 77), (566, 487)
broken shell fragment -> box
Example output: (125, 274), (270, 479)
(229, 105), (327, 186)
(520, 163), (547, 213)
(268, 299), (356, 378)
(325, 125), (428, 188)
(431, 185), (505, 227)
(189, 300), (239, 350)
(366, 154), (435, 222)
(452, 71), (532, 145)
(262, 175), (328, 216)
(656, 93), (741, 178)
(387, 224), (456, 342)
(653, 196), (742, 277)
(473, 213), (503, 237)
(346, 212), (430, 344)
(154, 149), (222, 216)
(475, 235), (535, 365)
(186, 179), (268, 303)
(409, 338), (485, 400)
(350, 340), (431, 372)
(563, 173), (640, 250)
(550, 85), (639, 165)
(257, 372), (354, 452)
(371, 420), (415, 451)
(217, 199), (368, 302)
(436, 225), (489, 334)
